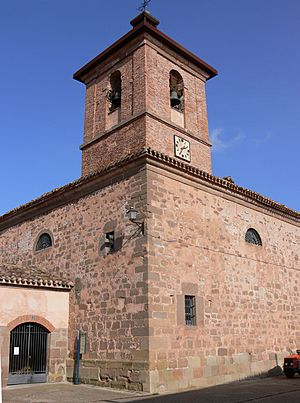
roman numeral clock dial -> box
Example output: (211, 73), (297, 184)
(174, 135), (191, 162)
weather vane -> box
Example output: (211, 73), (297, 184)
(138, 0), (151, 12)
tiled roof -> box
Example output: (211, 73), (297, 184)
(144, 148), (300, 220)
(0, 264), (74, 290)
(0, 147), (298, 226)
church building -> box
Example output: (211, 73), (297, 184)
(0, 11), (299, 394)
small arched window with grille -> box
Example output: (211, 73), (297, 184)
(245, 228), (262, 246)
(36, 233), (53, 251)
(107, 71), (121, 111)
(169, 70), (184, 112)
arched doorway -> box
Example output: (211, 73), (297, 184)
(8, 322), (49, 385)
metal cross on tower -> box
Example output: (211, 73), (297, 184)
(138, 0), (151, 12)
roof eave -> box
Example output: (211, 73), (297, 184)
(0, 148), (298, 230)
(73, 21), (218, 84)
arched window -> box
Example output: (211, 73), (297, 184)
(245, 228), (262, 246)
(170, 70), (184, 112)
(36, 233), (52, 251)
(107, 71), (121, 110)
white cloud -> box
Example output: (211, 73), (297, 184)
(209, 128), (245, 152)
(253, 131), (272, 145)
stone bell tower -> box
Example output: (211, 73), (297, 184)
(74, 12), (217, 177)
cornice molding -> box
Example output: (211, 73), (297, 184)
(0, 265), (74, 291)
(144, 148), (299, 221)
(0, 277), (74, 290)
(73, 17), (217, 84)
(0, 147), (298, 232)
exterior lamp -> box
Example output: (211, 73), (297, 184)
(126, 207), (144, 235)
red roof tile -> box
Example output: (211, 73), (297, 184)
(0, 264), (73, 290)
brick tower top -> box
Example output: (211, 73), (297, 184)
(74, 12), (218, 177)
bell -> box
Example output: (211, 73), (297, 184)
(111, 91), (121, 108)
(170, 90), (181, 107)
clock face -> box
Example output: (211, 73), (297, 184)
(174, 135), (190, 162)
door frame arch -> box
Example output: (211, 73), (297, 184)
(7, 315), (55, 333)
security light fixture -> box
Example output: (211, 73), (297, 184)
(126, 207), (144, 235)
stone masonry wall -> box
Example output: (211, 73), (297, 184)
(0, 166), (149, 391)
(146, 164), (299, 393)
(1, 157), (298, 393)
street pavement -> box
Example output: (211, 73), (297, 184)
(2, 383), (148, 403)
(3, 375), (300, 402)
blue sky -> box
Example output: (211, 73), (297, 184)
(0, 0), (299, 215)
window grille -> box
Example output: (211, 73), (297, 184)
(245, 228), (262, 246)
(36, 233), (52, 251)
(185, 295), (196, 326)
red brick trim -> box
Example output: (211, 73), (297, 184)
(73, 15), (217, 83)
(7, 315), (55, 332)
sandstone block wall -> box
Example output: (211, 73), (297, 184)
(0, 159), (298, 393)
(146, 164), (299, 393)
(0, 166), (149, 391)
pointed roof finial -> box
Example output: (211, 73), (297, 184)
(138, 0), (151, 13)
